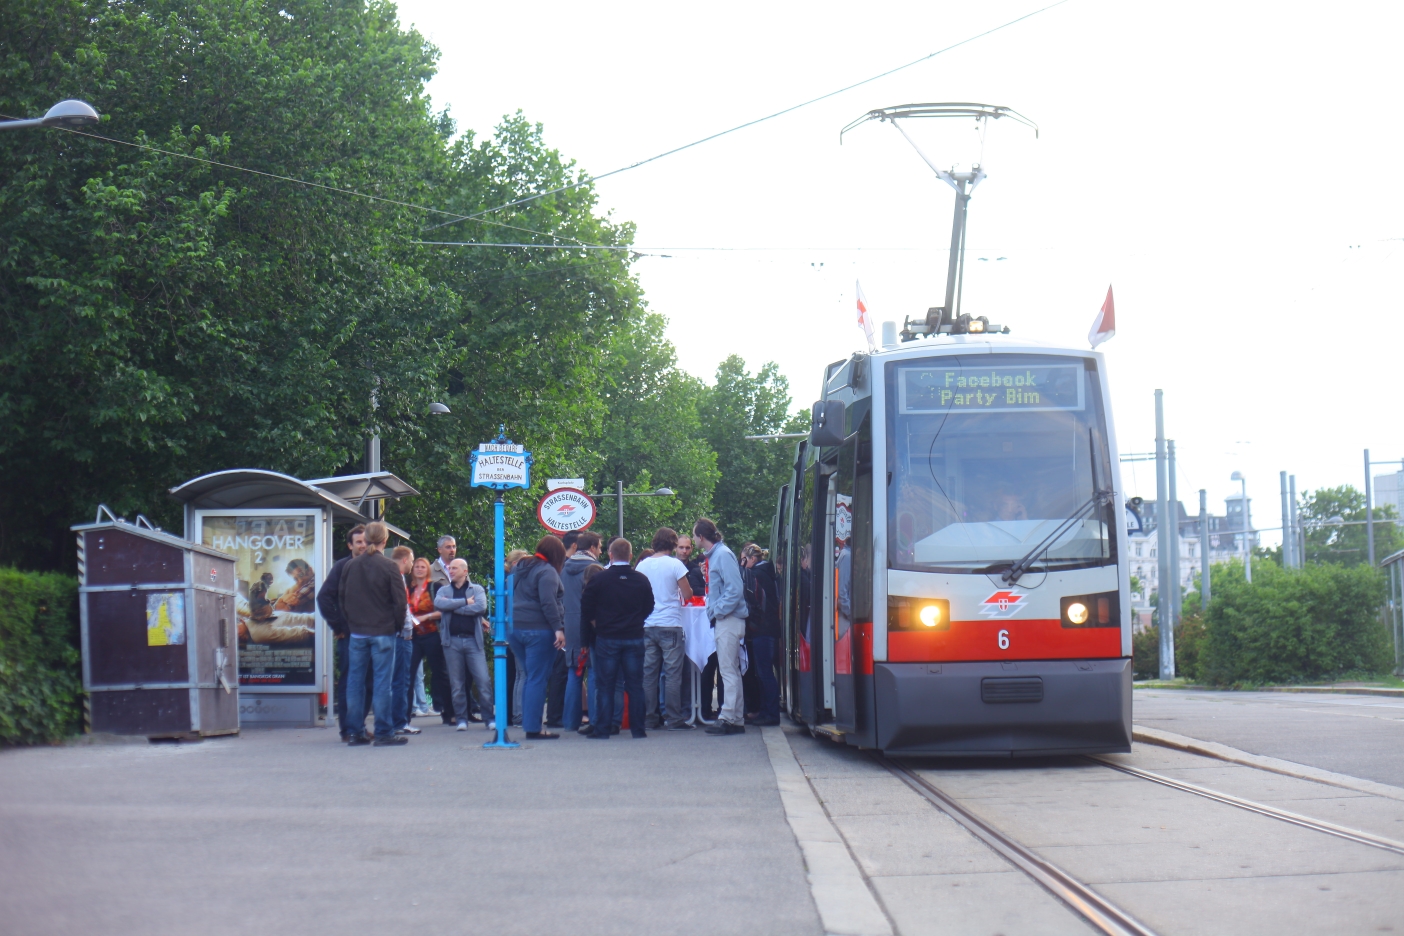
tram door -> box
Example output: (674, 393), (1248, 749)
(790, 461), (820, 724)
(829, 418), (872, 739)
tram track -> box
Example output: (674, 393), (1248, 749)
(875, 754), (1160, 936)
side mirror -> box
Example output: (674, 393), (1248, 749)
(810, 399), (846, 447)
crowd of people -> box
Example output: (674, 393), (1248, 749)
(316, 518), (782, 745)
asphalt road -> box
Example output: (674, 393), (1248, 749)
(1133, 689), (1404, 787)
(0, 722), (821, 936)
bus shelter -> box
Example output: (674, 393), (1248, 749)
(169, 469), (416, 727)
(1383, 548), (1404, 676)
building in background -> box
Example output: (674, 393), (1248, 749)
(1127, 496), (1255, 630)
(1375, 470), (1404, 519)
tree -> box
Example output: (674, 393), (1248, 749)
(1298, 486), (1402, 567)
(699, 356), (807, 549)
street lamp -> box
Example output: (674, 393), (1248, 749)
(592, 482), (676, 542)
(1231, 470), (1251, 583)
(0, 99), (100, 132)
(428, 402), (451, 415)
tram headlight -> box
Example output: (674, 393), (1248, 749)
(889, 596), (950, 631)
(1060, 592), (1120, 628)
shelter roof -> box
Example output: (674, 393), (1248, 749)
(168, 469), (413, 540)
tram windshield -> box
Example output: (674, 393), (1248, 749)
(887, 353), (1115, 574)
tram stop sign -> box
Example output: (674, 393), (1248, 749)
(469, 439), (531, 489)
(538, 487), (596, 535)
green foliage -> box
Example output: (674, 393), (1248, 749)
(1130, 615), (1206, 682)
(1298, 485), (1402, 567)
(1132, 625), (1159, 680)
(700, 356), (807, 548)
(0, 569), (82, 744)
(1200, 559), (1392, 685)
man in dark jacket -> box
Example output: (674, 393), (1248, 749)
(317, 524), (368, 741)
(560, 531), (602, 732)
(742, 546), (782, 726)
(337, 521), (409, 746)
(579, 537), (654, 739)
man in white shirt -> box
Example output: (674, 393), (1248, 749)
(429, 535), (457, 589)
(635, 527), (695, 730)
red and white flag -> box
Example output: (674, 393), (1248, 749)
(1088, 285), (1115, 348)
(856, 280), (876, 349)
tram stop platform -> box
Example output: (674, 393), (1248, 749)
(0, 720), (828, 936)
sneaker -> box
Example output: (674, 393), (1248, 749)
(486, 721), (496, 731)
(397, 725), (422, 735)
(412, 708), (431, 718)
(666, 722), (695, 731)
(373, 735), (409, 746)
(456, 721), (469, 731)
(724, 723), (746, 735)
(347, 734), (371, 746)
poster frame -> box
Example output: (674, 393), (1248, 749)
(193, 507), (330, 696)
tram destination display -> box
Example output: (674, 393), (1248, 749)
(197, 512), (320, 687)
(898, 363), (1084, 414)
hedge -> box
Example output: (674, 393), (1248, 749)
(0, 568), (82, 744)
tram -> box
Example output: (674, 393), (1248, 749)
(771, 104), (1133, 756)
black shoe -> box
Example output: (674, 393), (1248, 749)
(609, 725), (620, 735)
(645, 721), (662, 730)
(525, 731), (560, 740)
(347, 734), (371, 746)
(751, 717), (780, 727)
(724, 722), (746, 735)
(588, 731), (610, 739)
(666, 723), (695, 731)
(576, 724), (593, 735)
(373, 735), (409, 746)
(632, 731), (647, 739)
(544, 721), (564, 729)
(704, 723), (729, 735)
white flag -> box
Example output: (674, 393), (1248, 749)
(856, 280), (876, 350)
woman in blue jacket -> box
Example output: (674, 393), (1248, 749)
(509, 535), (567, 739)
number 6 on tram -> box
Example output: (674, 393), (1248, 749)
(771, 335), (1133, 755)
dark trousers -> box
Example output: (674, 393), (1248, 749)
(742, 636), (763, 715)
(700, 651), (723, 719)
(545, 647), (568, 727)
(409, 631), (453, 723)
(592, 637), (645, 738)
(334, 635), (372, 738)
(750, 635), (780, 721)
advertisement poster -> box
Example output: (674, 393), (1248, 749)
(146, 592), (186, 647)
(199, 513), (320, 687)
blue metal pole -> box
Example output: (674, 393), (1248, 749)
(485, 490), (518, 748)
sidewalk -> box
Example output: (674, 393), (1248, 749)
(0, 721), (822, 936)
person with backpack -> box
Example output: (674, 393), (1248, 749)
(434, 558), (494, 731)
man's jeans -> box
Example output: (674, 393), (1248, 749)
(749, 634), (780, 721)
(643, 626), (687, 728)
(591, 664), (624, 730)
(564, 649), (588, 731)
(346, 635), (397, 741)
(714, 615), (746, 726)
(391, 635), (413, 731)
(335, 635), (372, 738)
(508, 628), (556, 733)
(592, 637), (646, 738)
(442, 632), (494, 724)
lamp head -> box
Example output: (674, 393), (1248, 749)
(654, 488), (674, 496)
(428, 402), (450, 415)
(42, 99), (99, 128)
(1230, 470), (1244, 482)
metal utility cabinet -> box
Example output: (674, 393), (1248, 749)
(74, 508), (239, 738)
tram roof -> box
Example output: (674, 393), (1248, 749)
(868, 333), (1103, 362)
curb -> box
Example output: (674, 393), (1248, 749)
(1132, 725), (1404, 803)
(761, 725), (893, 936)
(1258, 686), (1404, 698)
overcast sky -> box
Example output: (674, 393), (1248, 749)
(396, 0), (1403, 542)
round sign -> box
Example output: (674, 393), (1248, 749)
(537, 488), (596, 534)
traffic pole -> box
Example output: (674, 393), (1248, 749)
(485, 490), (518, 748)
(1155, 391), (1174, 679)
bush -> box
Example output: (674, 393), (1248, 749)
(1133, 625), (1160, 680)
(1200, 560), (1391, 686)
(0, 568), (82, 744)
(1130, 616), (1206, 681)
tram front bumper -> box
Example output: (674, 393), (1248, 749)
(873, 658), (1132, 756)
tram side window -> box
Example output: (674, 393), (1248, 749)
(887, 354), (1116, 574)
(794, 465), (816, 670)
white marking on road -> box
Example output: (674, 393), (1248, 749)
(761, 727), (893, 936)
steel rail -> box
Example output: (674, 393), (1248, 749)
(875, 755), (1160, 936)
(1089, 757), (1404, 857)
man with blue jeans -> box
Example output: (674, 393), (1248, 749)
(337, 521), (409, 746)
(580, 537), (655, 739)
(561, 532), (602, 733)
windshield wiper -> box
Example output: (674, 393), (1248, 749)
(1001, 489), (1115, 586)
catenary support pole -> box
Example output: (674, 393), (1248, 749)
(1366, 449), (1376, 567)
(1280, 471), (1292, 569)
(1168, 440), (1181, 638)
(1199, 489), (1210, 611)
(485, 491), (518, 748)
(1155, 391), (1174, 678)
(1290, 475), (1300, 567)
(617, 479), (625, 543)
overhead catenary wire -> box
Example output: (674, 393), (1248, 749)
(426, 0), (1071, 229)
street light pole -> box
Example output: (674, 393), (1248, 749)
(0, 99), (100, 132)
(590, 484), (677, 545)
(1155, 391), (1174, 678)
(1199, 489), (1210, 611)
(1366, 449), (1376, 567)
(1232, 471), (1251, 583)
